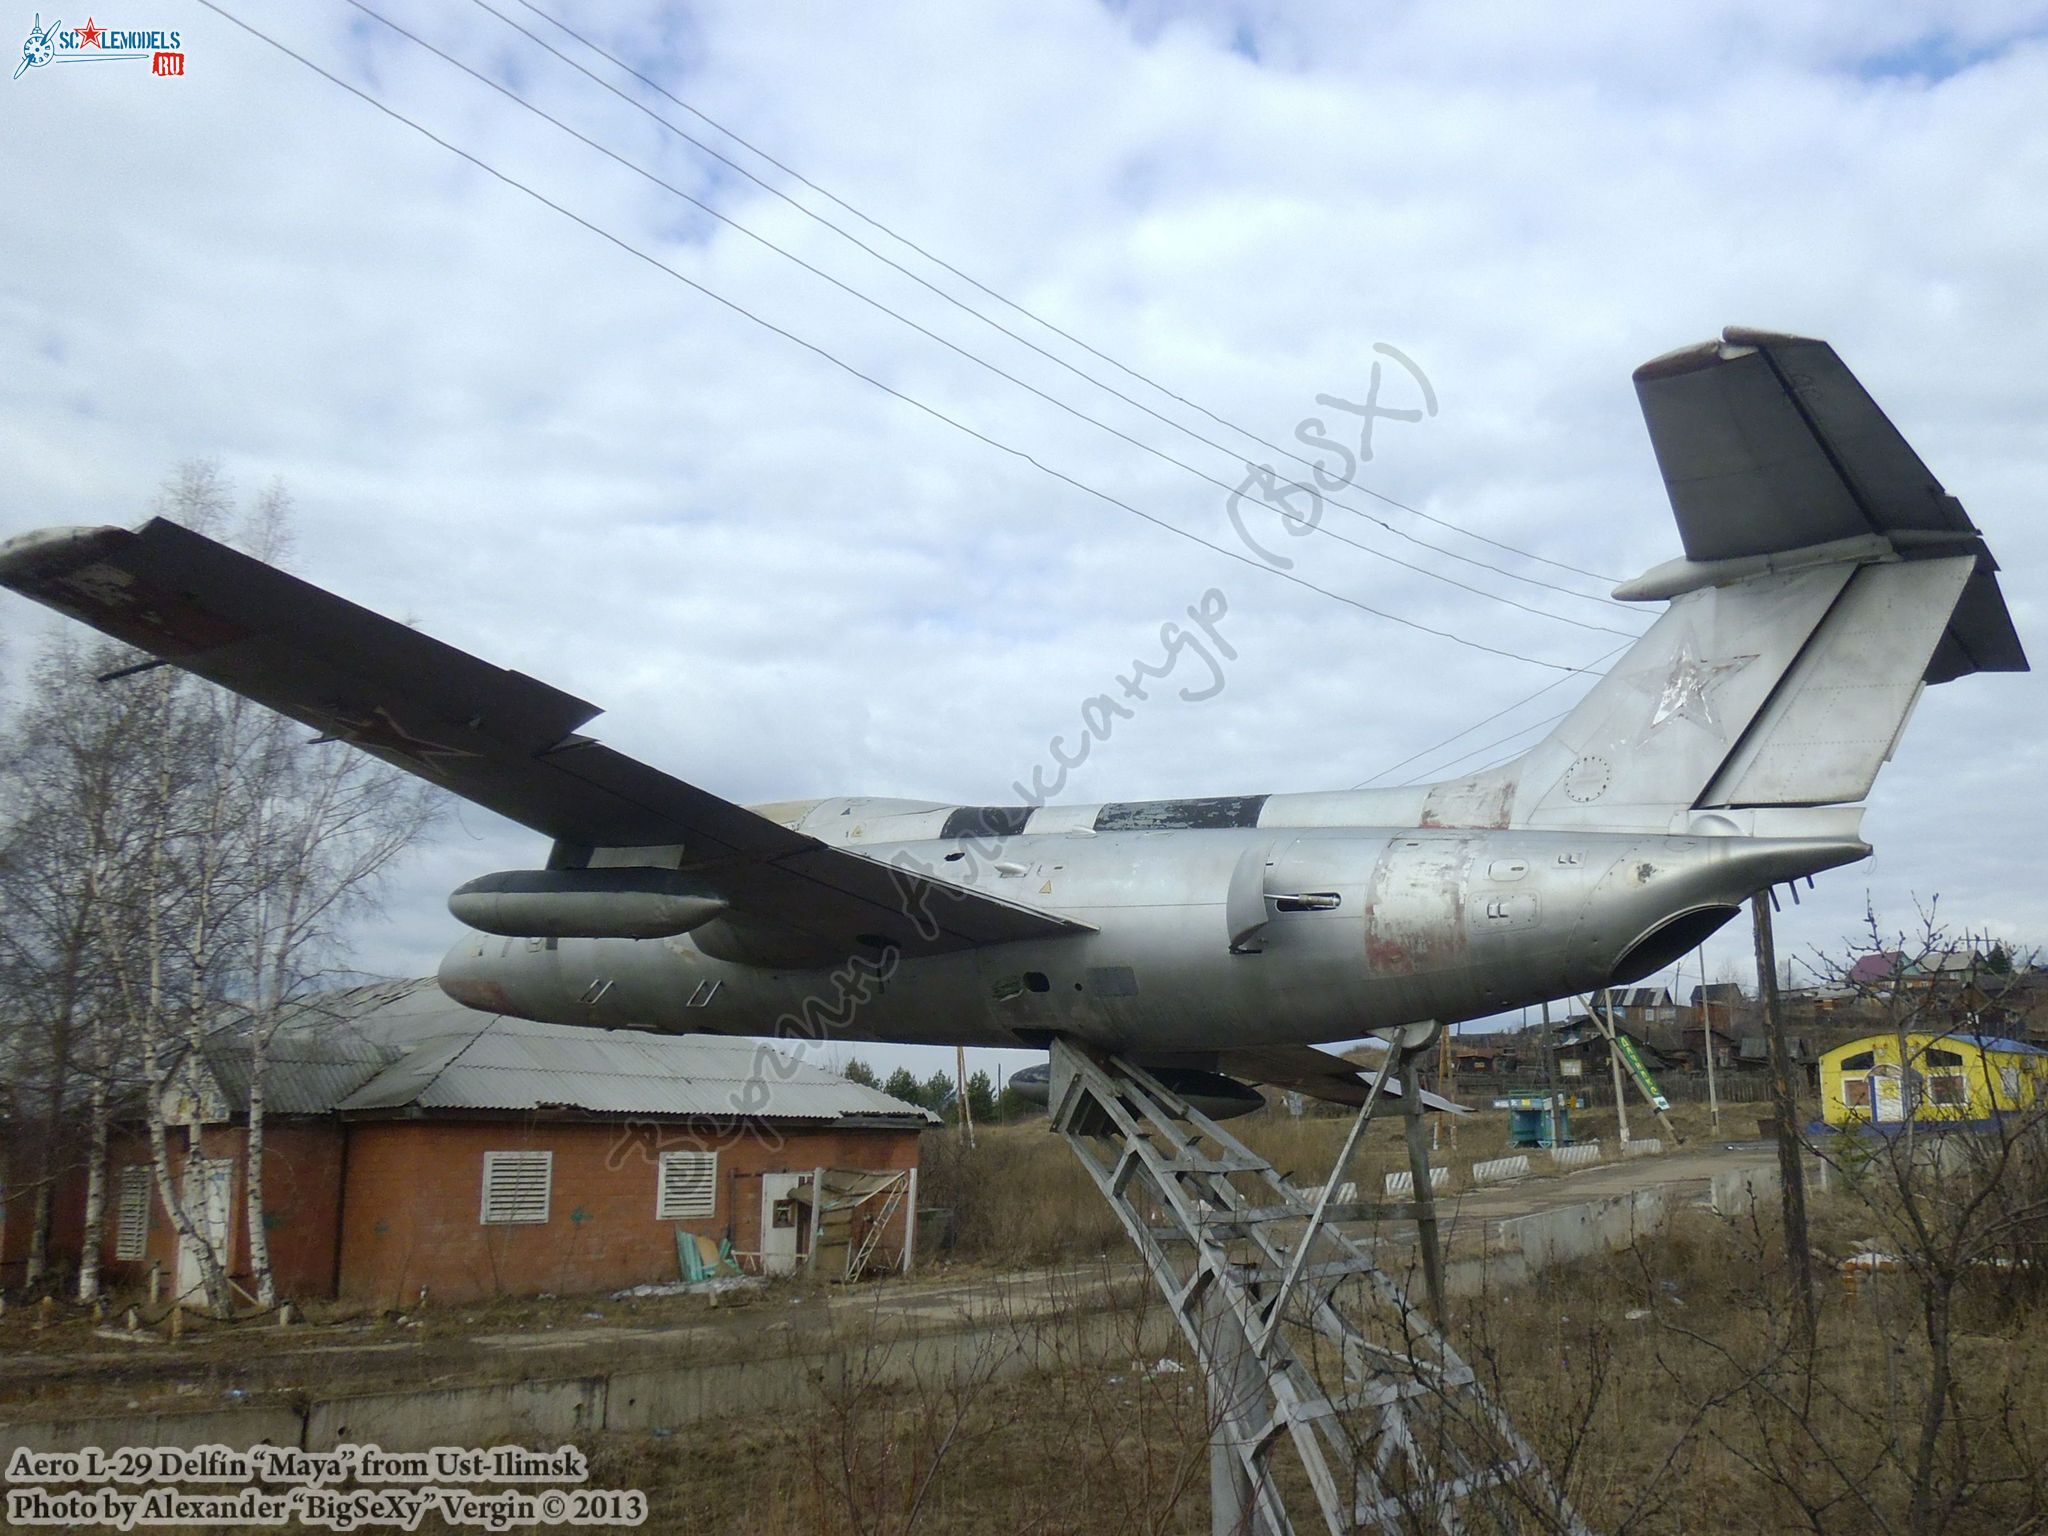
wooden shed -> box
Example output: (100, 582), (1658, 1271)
(1817, 1032), (2048, 1131)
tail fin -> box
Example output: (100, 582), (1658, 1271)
(1512, 328), (2025, 832)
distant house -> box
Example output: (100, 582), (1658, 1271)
(1691, 982), (1747, 1014)
(1846, 952), (1906, 991)
(1738, 1034), (1820, 1067)
(1550, 1016), (1676, 1078)
(66, 981), (934, 1307)
(1903, 952), (1985, 990)
(1818, 1032), (2048, 1130)
(1608, 987), (1677, 1027)
(1642, 1019), (1739, 1072)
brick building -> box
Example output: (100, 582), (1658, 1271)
(74, 981), (933, 1306)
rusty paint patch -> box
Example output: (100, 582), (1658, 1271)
(1365, 839), (1474, 977)
(442, 975), (518, 1014)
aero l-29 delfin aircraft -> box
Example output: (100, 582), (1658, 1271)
(0, 329), (2028, 1109)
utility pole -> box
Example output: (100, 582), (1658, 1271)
(1436, 1028), (1456, 1153)
(1539, 997), (1561, 1146)
(1696, 946), (1721, 1135)
(955, 1044), (976, 1149)
(1752, 893), (1816, 1340)
(1601, 987), (1631, 1146)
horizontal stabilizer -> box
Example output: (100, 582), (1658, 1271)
(1632, 327), (2025, 683)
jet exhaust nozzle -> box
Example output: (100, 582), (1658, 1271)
(449, 868), (727, 940)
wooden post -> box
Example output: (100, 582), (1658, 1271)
(1403, 1049), (1447, 1327)
(1539, 998), (1562, 1146)
(1598, 987), (1684, 1145)
(1753, 894), (1816, 1340)
(1697, 947), (1722, 1135)
(1602, 988), (1631, 1146)
(955, 1045), (976, 1149)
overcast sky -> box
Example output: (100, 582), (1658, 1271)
(5, 1), (2045, 1091)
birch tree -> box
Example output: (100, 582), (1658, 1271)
(2, 463), (442, 1314)
(0, 635), (151, 1297)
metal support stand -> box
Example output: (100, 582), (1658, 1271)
(1049, 1038), (1588, 1536)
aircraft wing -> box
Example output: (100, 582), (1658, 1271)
(1632, 326), (2026, 684)
(0, 518), (1093, 961)
(1152, 1042), (1471, 1114)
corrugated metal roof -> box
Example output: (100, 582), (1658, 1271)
(194, 979), (937, 1125)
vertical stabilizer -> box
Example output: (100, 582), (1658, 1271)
(1506, 329), (2023, 831)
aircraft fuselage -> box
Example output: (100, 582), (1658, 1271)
(438, 817), (1867, 1053)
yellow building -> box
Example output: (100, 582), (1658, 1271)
(1818, 1032), (2048, 1130)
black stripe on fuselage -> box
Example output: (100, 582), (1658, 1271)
(941, 805), (1036, 840)
(1093, 794), (1270, 831)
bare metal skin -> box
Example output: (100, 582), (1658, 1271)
(0, 329), (2025, 1097)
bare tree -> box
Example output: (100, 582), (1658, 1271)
(235, 708), (438, 1306)
(2, 464), (442, 1316)
(1652, 903), (2048, 1536)
(0, 634), (157, 1298)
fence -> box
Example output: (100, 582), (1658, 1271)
(1452, 1068), (1779, 1110)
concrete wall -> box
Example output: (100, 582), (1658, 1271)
(0, 1303), (1174, 1461)
(1500, 1188), (1668, 1269)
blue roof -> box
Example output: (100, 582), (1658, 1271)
(1827, 1032), (2048, 1059)
(1971, 1035), (2047, 1057)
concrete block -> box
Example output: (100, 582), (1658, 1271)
(306, 1376), (606, 1453)
(1383, 1167), (1448, 1198)
(1548, 1142), (1602, 1170)
(1621, 1138), (1664, 1158)
(1501, 1188), (1668, 1270)
(1710, 1163), (1780, 1218)
(1471, 1155), (1531, 1185)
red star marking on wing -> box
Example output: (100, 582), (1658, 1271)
(307, 704), (481, 775)
(77, 18), (103, 46)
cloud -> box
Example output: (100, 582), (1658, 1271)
(4, 0), (2045, 1084)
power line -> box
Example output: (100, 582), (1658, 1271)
(349, 0), (1640, 640)
(1416, 709), (1574, 784)
(197, 0), (1595, 675)
(1354, 642), (1630, 786)
(495, 0), (1629, 593)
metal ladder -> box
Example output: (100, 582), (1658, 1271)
(1048, 1038), (1590, 1536)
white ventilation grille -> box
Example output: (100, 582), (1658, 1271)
(480, 1150), (552, 1225)
(657, 1151), (717, 1220)
(115, 1166), (151, 1260)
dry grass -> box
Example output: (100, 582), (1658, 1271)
(7, 1190), (2047, 1536)
(564, 1196), (2048, 1536)
(921, 1098), (1739, 1267)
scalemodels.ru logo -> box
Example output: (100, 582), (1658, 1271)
(14, 14), (185, 79)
